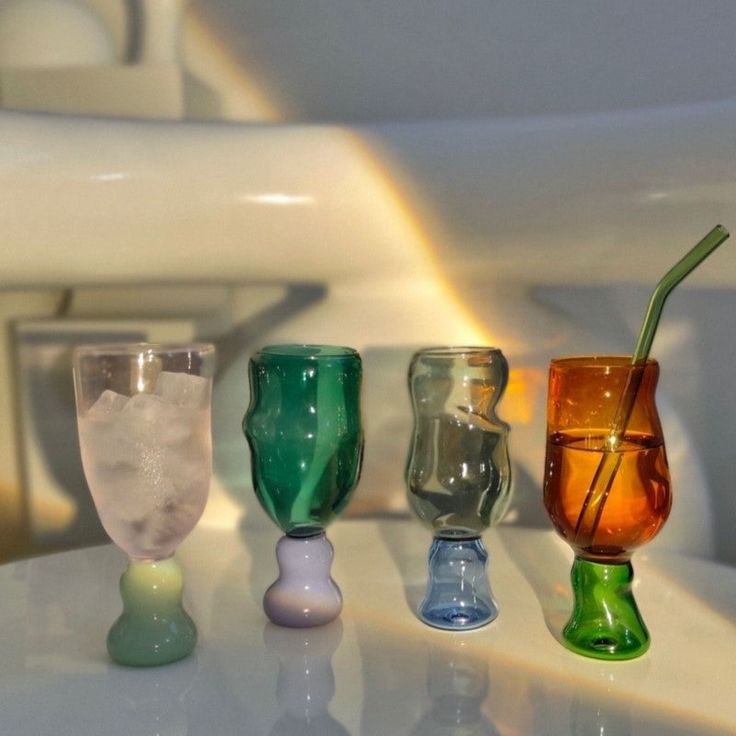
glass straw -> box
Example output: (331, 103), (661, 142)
(573, 224), (730, 546)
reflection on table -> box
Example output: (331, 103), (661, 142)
(0, 520), (733, 735)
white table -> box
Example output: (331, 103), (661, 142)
(1, 518), (734, 735)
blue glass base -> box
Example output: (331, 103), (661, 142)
(419, 537), (498, 631)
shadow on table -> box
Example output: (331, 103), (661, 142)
(374, 461), (566, 626)
(496, 523), (572, 645)
(494, 465), (573, 645)
(376, 513), (427, 618)
(236, 510), (281, 610)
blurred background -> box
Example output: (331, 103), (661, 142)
(0, 0), (735, 563)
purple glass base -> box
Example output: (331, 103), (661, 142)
(264, 533), (343, 627)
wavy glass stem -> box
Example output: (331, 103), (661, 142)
(264, 533), (342, 627)
(107, 558), (197, 667)
(419, 537), (497, 630)
(563, 558), (649, 660)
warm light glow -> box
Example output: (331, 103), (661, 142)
(341, 130), (492, 344)
(240, 193), (316, 206)
(136, 354), (146, 393)
(185, 7), (282, 121)
(92, 172), (127, 182)
(505, 368), (544, 425)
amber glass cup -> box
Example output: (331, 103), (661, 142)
(543, 356), (671, 659)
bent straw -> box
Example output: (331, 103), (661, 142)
(573, 224), (730, 547)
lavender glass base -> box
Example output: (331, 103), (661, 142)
(264, 533), (343, 628)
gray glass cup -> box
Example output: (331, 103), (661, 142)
(406, 346), (511, 630)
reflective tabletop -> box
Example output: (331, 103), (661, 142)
(1, 518), (734, 735)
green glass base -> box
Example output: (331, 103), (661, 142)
(107, 558), (197, 667)
(562, 557), (650, 661)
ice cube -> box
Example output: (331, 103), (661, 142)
(80, 379), (210, 558)
(140, 493), (207, 557)
(97, 467), (159, 522)
(118, 392), (194, 448)
(88, 389), (128, 417)
(122, 391), (169, 417)
(153, 371), (209, 409)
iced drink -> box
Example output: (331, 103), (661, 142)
(77, 371), (212, 560)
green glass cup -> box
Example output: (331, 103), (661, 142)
(243, 345), (363, 627)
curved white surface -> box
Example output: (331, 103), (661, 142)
(1, 518), (734, 735)
(0, 0), (115, 68)
(2, 103), (735, 288)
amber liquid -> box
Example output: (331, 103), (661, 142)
(544, 430), (671, 561)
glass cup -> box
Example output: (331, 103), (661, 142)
(543, 356), (672, 659)
(243, 344), (363, 627)
(73, 342), (215, 666)
(406, 347), (512, 630)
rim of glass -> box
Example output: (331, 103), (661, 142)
(550, 355), (658, 369)
(416, 346), (503, 358)
(73, 342), (215, 358)
(254, 344), (359, 360)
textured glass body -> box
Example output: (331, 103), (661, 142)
(543, 356), (671, 562)
(406, 347), (510, 631)
(244, 345), (363, 537)
(407, 347), (511, 539)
